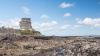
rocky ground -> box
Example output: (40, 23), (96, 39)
(0, 34), (100, 56)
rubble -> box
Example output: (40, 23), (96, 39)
(0, 35), (100, 56)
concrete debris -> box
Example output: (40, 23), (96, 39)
(0, 35), (100, 56)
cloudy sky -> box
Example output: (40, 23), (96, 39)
(0, 0), (100, 36)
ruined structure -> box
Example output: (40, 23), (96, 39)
(20, 18), (33, 31)
(19, 18), (41, 36)
(0, 18), (41, 36)
(0, 18), (100, 56)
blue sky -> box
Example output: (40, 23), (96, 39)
(0, 0), (100, 36)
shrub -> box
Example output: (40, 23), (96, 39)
(20, 30), (33, 35)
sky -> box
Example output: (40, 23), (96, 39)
(0, 0), (100, 36)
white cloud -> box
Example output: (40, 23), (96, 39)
(32, 21), (58, 31)
(60, 25), (71, 30)
(60, 24), (81, 30)
(59, 2), (73, 8)
(32, 22), (40, 30)
(40, 14), (49, 22)
(21, 6), (30, 15)
(40, 21), (58, 28)
(63, 13), (71, 17)
(40, 14), (48, 19)
(0, 17), (20, 29)
(78, 17), (100, 27)
(73, 25), (81, 28)
(75, 18), (81, 21)
(71, 25), (81, 30)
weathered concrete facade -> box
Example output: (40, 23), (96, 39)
(20, 18), (33, 30)
(19, 18), (41, 36)
(0, 18), (41, 36)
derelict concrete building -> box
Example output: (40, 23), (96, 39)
(19, 18), (41, 36)
(19, 18), (33, 30)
